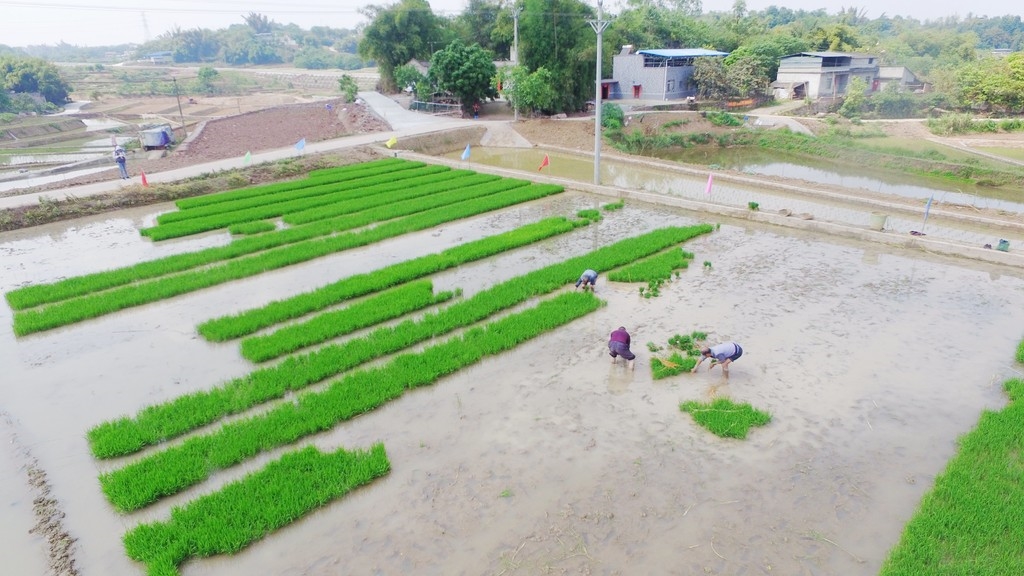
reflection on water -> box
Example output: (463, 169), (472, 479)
(653, 147), (1024, 212)
(0, 153), (106, 166)
(444, 146), (1024, 249)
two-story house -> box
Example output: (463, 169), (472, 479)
(773, 51), (880, 99)
(610, 46), (729, 101)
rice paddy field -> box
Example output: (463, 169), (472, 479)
(2, 158), (1023, 575)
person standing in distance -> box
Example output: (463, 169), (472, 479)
(113, 146), (129, 180)
(608, 326), (635, 369)
(692, 341), (743, 377)
(575, 269), (598, 291)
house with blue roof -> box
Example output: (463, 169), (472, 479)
(610, 45), (729, 101)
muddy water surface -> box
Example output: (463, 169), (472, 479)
(2, 193), (1023, 576)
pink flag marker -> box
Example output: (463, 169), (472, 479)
(705, 173), (714, 197)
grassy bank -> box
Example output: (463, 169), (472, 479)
(606, 122), (1024, 189)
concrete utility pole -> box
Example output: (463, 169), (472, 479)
(588, 0), (609, 185)
(513, 7), (523, 122)
(172, 77), (187, 139)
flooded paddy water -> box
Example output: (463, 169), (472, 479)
(2, 165), (1024, 575)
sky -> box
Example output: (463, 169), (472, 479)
(0, 0), (1019, 48)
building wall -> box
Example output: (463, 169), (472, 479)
(611, 54), (700, 100)
(777, 71), (824, 98)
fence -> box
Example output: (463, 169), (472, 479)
(409, 101), (462, 117)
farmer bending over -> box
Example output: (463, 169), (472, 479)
(692, 341), (743, 377)
(575, 269), (598, 291)
(608, 326), (635, 369)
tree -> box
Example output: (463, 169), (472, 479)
(450, 0), (509, 58)
(394, 64), (428, 92)
(519, 0), (597, 113)
(723, 35), (808, 85)
(496, 65), (557, 115)
(692, 57), (730, 100)
(338, 75), (359, 102)
(170, 28), (221, 63)
(0, 55), (71, 106)
(359, 0), (443, 93)
(838, 76), (868, 117)
(807, 24), (861, 52)
(196, 66), (218, 93)
(429, 40), (498, 111)
(243, 12), (274, 35)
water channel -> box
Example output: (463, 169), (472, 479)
(444, 146), (1024, 250)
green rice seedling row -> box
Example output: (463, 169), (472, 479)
(608, 247), (694, 283)
(880, 377), (1024, 576)
(123, 444), (390, 576)
(227, 221), (277, 236)
(143, 166), (467, 239)
(141, 172), (523, 242)
(173, 157), (414, 210)
(5, 176), (534, 312)
(155, 163), (460, 224)
(11, 183), (564, 335)
(198, 214), (581, 341)
(280, 172), (501, 225)
(679, 397), (772, 439)
(156, 164), (452, 224)
(239, 280), (456, 362)
(87, 225), (712, 459)
(98, 291), (602, 512)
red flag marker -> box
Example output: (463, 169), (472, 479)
(538, 154), (550, 171)
(141, 171), (149, 187)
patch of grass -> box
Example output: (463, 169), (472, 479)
(880, 377), (1024, 575)
(704, 110), (742, 127)
(680, 397), (772, 439)
(602, 200), (624, 211)
(576, 208), (602, 222)
(748, 201), (759, 211)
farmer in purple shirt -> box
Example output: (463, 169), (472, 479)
(608, 326), (635, 369)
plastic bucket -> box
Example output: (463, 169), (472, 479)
(997, 239), (1010, 252)
(869, 212), (888, 231)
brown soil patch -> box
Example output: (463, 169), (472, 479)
(9, 96), (390, 198)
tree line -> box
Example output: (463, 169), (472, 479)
(3, 2), (1024, 116)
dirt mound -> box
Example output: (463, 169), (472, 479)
(176, 98), (389, 161)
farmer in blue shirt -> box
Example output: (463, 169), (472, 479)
(575, 269), (598, 291)
(692, 341), (743, 377)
